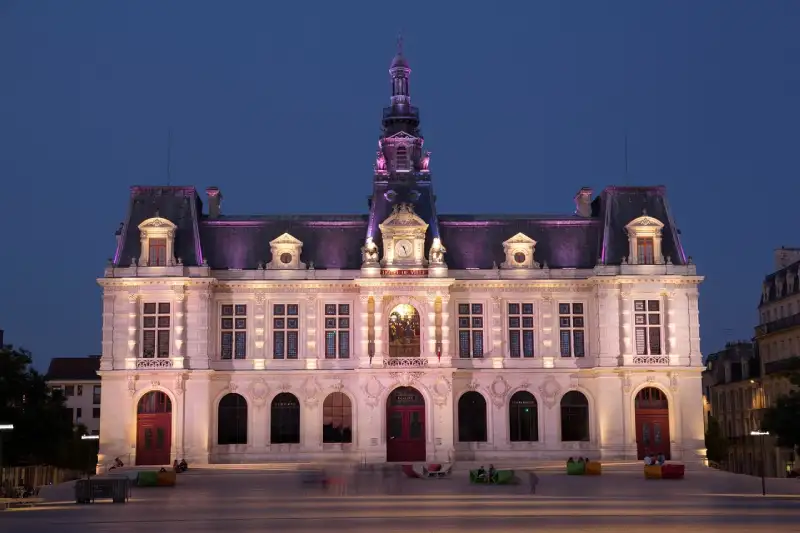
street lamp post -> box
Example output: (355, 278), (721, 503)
(0, 424), (14, 484)
(750, 430), (770, 496)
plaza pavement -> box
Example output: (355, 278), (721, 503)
(3, 464), (800, 532)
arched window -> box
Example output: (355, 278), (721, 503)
(635, 387), (668, 409)
(560, 391), (589, 442)
(323, 392), (352, 443)
(218, 393), (248, 445)
(509, 391), (538, 442)
(138, 391), (172, 414)
(458, 391), (487, 442)
(271, 393), (300, 444)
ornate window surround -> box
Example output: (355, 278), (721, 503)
(270, 301), (302, 359)
(624, 214), (664, 265)
(137, 216), (177, 267)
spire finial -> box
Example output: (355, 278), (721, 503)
(397, 32), (403, 55)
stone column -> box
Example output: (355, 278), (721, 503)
(426, 294), (438, 359)
(431, 373), (456, 463)
(619, 290), (633, 362)
(490, 296), (504, 365)
(182, 372), (212, 465)
(596, 286), (620, 367)
(126, 291), (139, 367)
(596, 374), (625, 459)
(305, 294), (318, 362)
(539, 295), (556, 365)
(676, 373), (705, 463)
(687, 290), (702, 367)
(172, 285), (186, 369)
(358, 294), (371, 367)
(619, 372), (637, 459)
(101, 292), (115, 371)
(252, 291), (267, 369)
(661, 290), (673, 364)
(186, 288), (212, 370)
(440, 296), (452, 364)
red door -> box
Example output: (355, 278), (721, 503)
(386, 387), (426, 462)
(635, 387), (670, 460)
(136, 414), (172, 465)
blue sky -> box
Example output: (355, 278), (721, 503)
(1, 1), (798, 366)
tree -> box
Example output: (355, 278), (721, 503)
(0, 346), (95, 471)
(761, 358), (800, 451)
(705, 414), (729, 464)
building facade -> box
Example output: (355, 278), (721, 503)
(754, 247), (800, 476)
(45, 356), (102, 435)
(96, 48), (706, 468)
(702, 342), (763, 475)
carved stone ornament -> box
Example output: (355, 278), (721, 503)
(127, 374), (137, 397)
(302, 376), (323, 407)
(538, 375), (562, 409)
(267, 232), (305, 270)
(363, 375), (386, 409)
(501, 232), (538, 269)
(150, 380), (160, 388)
(432, 375), (452, 407)
(278, 382), (292, 392)
(228, 380), (239, 393)
(646, 375), (656, 383)
(391, 371), (424, 387)
(330, 379), (345, 392)
(249, 378), (270, 409)
(489, 375), (510, 407)
(254, 290), (267, 305)
(622, 371), (632, 393)
(464, 380), (481, 392)
(669, 372), (679, 392)
(174, 374), (186, 396)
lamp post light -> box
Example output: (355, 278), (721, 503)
(81, 435), (100, 440)
(0, 424), (14, 479)
(750, 430), (770, 496)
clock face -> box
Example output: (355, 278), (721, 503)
(395, 239), (413, 258)
(514, 251), (526, 264)
(280, 252), (293, 264)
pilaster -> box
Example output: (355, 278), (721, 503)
(101, 293), (115, 371)
(127, 291), (139, 361)
(183, 373), (212, 464)
(619, 289), (632, 359)
(595, 285), (621, 367)
(440, 295), (451, 360)
(172, 285), (186, 369)
(252, 291), (267, 369)
(187, 286), (212, 370)
(539, 295), (556, 365)
(306, 294), (318, 359)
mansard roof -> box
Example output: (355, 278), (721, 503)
(111, 184), (688, 271)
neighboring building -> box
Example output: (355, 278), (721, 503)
(754, 247), (800, 477)
(45, 356), (102, 435)
(702, 341), (763, 474)
(96, 45), (705, 468)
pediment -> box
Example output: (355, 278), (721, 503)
(387, 131), (418, 141)
(379, 203), (428, 231)
(270, 232), (303, 246)
(625, 215), (664, 230)
(503, 232), (537, 247)
(138, 216), (177, 231)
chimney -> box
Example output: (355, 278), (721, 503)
(206, 187), (222, 219)
(774, 246), (800, 270)
(574, 187), (593, 217)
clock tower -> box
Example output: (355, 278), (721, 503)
(378, 203), (428, 267)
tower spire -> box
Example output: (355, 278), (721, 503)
(383, 37), (418, 136)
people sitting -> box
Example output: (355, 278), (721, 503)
(644, 454), (654, 466)
(656, 453), (666, 466)
(567, 457), (575, 465)
(179, 459), (188, 472)
(476, 465), (488, 482)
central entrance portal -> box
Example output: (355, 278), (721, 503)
(386, 386), (426, 462)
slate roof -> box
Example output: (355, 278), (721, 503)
(45, 356), (101, 381)
(112, 183), (688, 271)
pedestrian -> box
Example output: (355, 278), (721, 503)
(528, 470), (539, 494)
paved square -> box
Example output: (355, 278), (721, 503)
(3, 466), (800, 532)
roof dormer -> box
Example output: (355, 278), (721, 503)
(624, 212), (665, 265)
(138, 216), (177, 267)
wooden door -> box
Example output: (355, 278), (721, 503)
(386, 407), (425, 462)
(136, 413), (172, 465)
(636, 415), (670, 460)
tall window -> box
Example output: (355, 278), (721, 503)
(142, 303), (170, 358)
(637, 237), (655, 264)
(220, 304), (247, 359)
(271, 393), (300, 444)
(395, 145), (409, 171)
(634, 300), (662, 355)
(218, 393), (248, 445)
(273, 304), (299, 359)
(324, 304), (350, 359)
(509, 391), (539, 441)
(508, 303), (534, 358)
(458, 303), (484, 358)
(560, 391), (589, 442)
(457, 392), (487, 442)
(322, 392), (352, 443)
(93, 385), (101, 405)
(148, 238), (167, 266)
(558, 303), (585, 357)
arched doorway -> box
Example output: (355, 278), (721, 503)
(560, 391), (590, 442)
(388, 304), (421, 358)
(386, 386), (425, 462)
(271, 393), (300, 444)
(458, 392), (487, 442)
(509, 391), (539, 442)
(218, 393), (248, 445)
(634, 387), (670, 459)
(136, 391), (172, 465)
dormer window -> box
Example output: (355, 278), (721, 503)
(624, 213), (665, 265)
(138, 216), (177, 267)
(636, 237), (655, 265)
(395, 145), (409, 171)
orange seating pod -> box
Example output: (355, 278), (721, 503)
(585, 461), (602, 475)
(156, 471), (177, 487)
(643, 465), (662, 479)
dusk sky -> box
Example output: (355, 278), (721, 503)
(1, 1), (798, 367)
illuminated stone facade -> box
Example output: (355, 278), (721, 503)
(96, 46), (706, 469)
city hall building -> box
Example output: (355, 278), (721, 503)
(97, 48), (706, 468)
